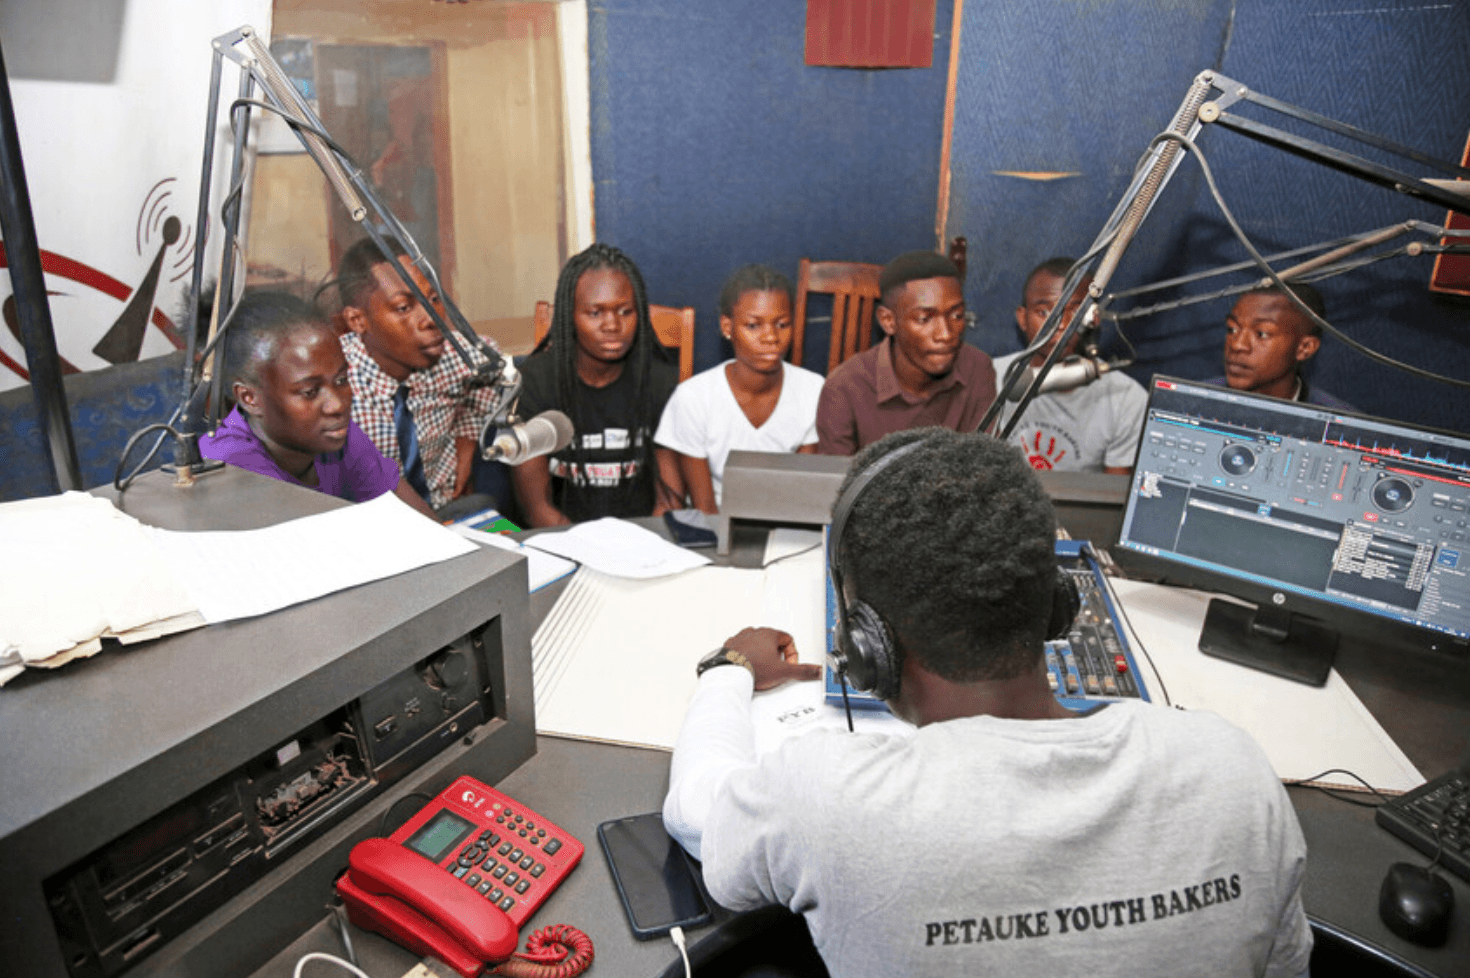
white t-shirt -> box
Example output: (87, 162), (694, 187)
(655, 361), (825, 503)
(665, 670), (1313, 978)
(993, 352), (1148, 472)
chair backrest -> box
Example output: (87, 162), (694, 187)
(791, 259), (883, 373)
(532, 300), (695, 381)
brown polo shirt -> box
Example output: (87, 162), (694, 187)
(815, 337), (996, 455)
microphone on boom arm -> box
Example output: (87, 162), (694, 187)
(479, 410), (574, 465)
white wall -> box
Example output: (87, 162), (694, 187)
(0, 0), (272, 390)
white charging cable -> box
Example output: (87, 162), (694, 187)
(293, 951), (373, 978)
(670, 924), (692, 978)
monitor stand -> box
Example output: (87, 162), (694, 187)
(1198, 599), (1338, 687)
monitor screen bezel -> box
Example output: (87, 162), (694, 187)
(1113, 376), (1470, 661)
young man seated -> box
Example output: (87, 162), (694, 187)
(334, 238), (507, 518)
(815, 251), (994, 454)
(663, 428), (1312, 978)
(200, 290), (434, 518)
(1212, 282), (1353, 410)
(993, 257), (1146, 474)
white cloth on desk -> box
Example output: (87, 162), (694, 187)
(654, 361), (824, 504)
(664, 668), (1313, 978)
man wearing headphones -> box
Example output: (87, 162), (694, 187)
(663, 428), (1312, 977)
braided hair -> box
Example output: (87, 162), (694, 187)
(542, 243), (673, 519)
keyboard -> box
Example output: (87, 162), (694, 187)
(1375, 766), (1470, 883)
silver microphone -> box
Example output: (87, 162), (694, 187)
(480, 410), (574, 465)
(1006, 356), (1132, 400)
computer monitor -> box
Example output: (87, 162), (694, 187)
(1114, 376), (1470, 685)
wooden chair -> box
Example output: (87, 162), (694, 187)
(791, 259), (883, 373)
(532, 300), (695, 381)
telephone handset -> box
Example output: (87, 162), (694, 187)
(337, 776), (585, 978)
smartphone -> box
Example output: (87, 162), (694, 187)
(597, 812), (713, 939)
(664, 509), (717, 549)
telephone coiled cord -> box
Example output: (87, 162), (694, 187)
(488, 923), (595, 978)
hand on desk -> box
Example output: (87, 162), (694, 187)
(724, 627), (822, 692)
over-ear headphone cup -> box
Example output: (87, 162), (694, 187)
(843, 600), (900, 701)
(1047, 571), (1081, 642)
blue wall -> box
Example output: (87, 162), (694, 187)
(948, 0), (1470, 433)
(588, 0), (1470, 432)
(588, 0), (955, 371)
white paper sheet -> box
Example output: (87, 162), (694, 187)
(147, 492), (476, 623)
(0, 492), (198, 665)
(451, 525), (577, 591)
(1109, 578), (1423, 792)
(522, 517), (711, 579)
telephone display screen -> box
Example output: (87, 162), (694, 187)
(597, 812), (713, 939)
(405, 809), (475, 862)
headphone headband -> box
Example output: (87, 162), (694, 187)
(828, 439), (926, 585)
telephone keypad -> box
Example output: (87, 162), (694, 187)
(371, 776), (586, 932)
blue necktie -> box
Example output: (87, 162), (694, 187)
(393, 384), (429, 499)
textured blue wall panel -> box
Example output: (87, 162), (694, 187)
(588, 0), (954, 371)
(948, 0), (1470, 432)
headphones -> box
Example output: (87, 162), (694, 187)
(828, 437), (1081, 703)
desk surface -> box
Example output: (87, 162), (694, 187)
(250, 524), (1470, 978)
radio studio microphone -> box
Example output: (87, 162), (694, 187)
(1006, 355), (1133, 399)
(480, 410), (574, 465)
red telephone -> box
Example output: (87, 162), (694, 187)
(337, 776), (585, 978)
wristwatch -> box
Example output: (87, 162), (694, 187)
(696, 646), (753, 677)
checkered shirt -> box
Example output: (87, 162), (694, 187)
(340, 331), (501, 509)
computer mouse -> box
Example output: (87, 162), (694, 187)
(1378, 862), (1454, 946)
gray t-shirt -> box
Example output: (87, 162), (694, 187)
(694, 697), (1312, 978)
(993, 352), (1148, 471)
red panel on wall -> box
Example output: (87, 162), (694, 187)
(806, 0), (936, 69)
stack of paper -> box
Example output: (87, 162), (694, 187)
(0, 493), (202, 684)
(0, 491), (477, 686)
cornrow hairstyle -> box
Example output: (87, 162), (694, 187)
(718, 264), (794, 317)
(221, 291), (328, 389)
(1020, 256), (1078, 305)
(544, 243), (674, 519)
(836, 428), (1059, 682)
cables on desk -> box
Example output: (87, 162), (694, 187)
(488, 924), (595, 978)
(670, 925), (692, 978)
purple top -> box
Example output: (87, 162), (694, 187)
(200, 406), (401, 502)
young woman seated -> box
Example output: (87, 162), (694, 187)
(510, 243), (683, 526)
(199, 290), (435, 518)
(655, 265), (823, 513)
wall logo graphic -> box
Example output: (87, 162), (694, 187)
(0, 178), (198, 387)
